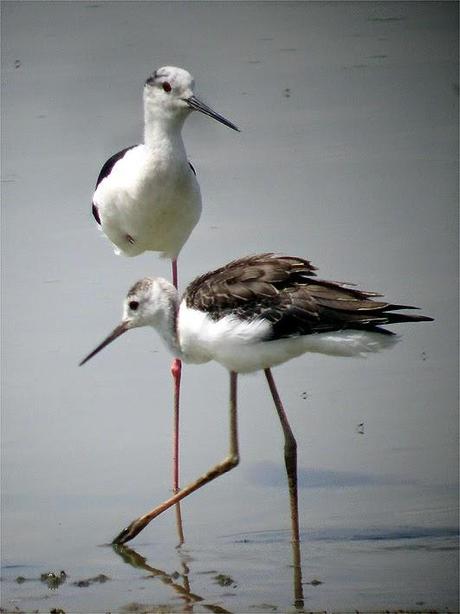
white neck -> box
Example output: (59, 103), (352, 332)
(148, 283), (183, 359)
(143, 103), (188, 159)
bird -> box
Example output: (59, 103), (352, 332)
(91, 65), (239, 263)
(90, 66), (239, 536)
(79, 253), (433, 545)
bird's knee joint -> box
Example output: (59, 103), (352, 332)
(224, 454), (239, 470)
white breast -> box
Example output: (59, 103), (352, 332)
(94, 146), (202, 258)
(177, 304), (272, 369)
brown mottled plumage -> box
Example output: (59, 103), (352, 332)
(186, 253), (431, 338)
(80, 251), (433, 548)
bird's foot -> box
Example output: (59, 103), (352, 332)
(112, 515), (149, 545)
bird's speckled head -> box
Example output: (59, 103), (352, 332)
(79, 276), (178, 366)
(123, 277), (177, 329)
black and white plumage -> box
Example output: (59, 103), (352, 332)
(80, 253), (433, 371)
(91, 66), (239, 260)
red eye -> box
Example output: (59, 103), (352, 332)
(162, 81), (172, 93)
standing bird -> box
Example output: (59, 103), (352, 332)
(80, 253), (433, 548)
(91, 66), (239, 537)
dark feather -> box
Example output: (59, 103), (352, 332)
(92, 203), (101, 225)
(94, 145), (137, 189)
(185, 253), (433, 339)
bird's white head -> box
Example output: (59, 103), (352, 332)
(79, 277), (178, 366)
(122, 277), (176, 329)
(144, 65), (239, 131)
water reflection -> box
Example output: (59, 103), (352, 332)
(113, 538), (306, 611)
(113, 543), (232, 613)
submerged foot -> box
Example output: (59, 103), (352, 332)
(112, 516), (149, 545)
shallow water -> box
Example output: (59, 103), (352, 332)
(1, 1), (459, 612)
(1, 525), (458, 612)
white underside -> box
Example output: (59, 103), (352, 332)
(177, 305), (398, 373)
(94, 145), (202, 258)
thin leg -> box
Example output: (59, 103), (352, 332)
(171, 357), (184, 545)
(171, 258), (184, 545)
(113, 372), (240, 544)
(264, 368), (304, 608)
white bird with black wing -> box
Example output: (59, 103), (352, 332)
(92, 65), (239, 264)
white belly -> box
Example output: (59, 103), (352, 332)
(177, 305), (398, 373)
(94, 146), (202, 258)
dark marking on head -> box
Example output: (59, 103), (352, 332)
(188, 161), (197, 176)
(128, 278), (153, 299)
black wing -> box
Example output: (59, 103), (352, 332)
(91, 145), (138, 225)
(94, 145), (138, 189)
(185, 253), (433, 339)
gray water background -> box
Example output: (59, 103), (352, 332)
(1, 1), (458, 612)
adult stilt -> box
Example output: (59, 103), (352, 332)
(171, 258), (184, 545)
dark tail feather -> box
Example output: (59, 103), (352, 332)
(359, 312), (433, 334)
(384, 312), (434, 325)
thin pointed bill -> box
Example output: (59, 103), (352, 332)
(186, 95), (240, 131)
(79, 321), (130, 366)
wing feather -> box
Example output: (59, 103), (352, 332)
(185, 253), (432, 338)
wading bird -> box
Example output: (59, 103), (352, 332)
(90, 66), (239, 535)
(80, 253), (433, 545)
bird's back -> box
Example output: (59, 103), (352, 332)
(178, 253), (432, 371)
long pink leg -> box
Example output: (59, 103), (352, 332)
(112, 372), (240, 544)
(264, 368), (304, 607)
(171, 259), (184, 545)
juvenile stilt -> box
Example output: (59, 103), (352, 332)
(264, 369), (304, 607)
(79, 252), (433, 549)
(112, 372), (240, 545)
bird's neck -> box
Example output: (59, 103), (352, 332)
(143, 108), (187, 160)
(151, 285), (183, 360)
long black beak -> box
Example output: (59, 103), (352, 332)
(186, 95), (240, 131)
(79, 321), (130, 366)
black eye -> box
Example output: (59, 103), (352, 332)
(129, 300), (139, 311)
(162, 81), (172, 93)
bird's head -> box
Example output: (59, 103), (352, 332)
(144, 65), (239, 131)
(79, 277), (177, 366)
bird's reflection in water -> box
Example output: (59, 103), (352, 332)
(113, 543), (231, 613)
(113, 537), (304, 612)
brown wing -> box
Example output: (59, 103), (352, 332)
(186, 253), (315, 309)
(185, 253), (432, 338)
